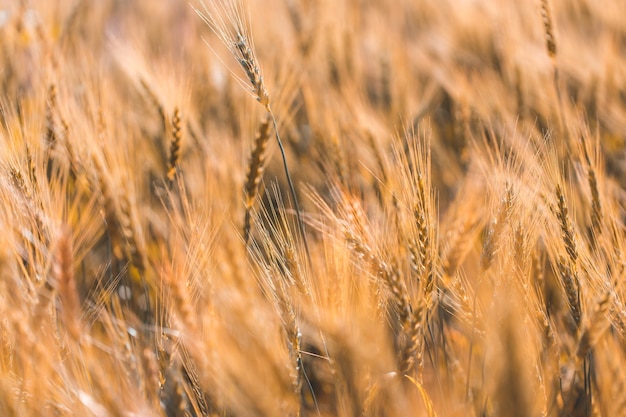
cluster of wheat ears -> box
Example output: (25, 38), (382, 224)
(1, 0), (625, 416)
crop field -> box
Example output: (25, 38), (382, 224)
(0, 0), (625, 416)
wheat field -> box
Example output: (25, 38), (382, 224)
(1, 0), (625, 416)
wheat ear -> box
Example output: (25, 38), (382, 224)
(167, 108), (183, 182)
(243, 114), (272, 244)
(540, 0), (566, 132)
(53, 225), (81, 340)
(540, 0), (556, 59)
(555, 185), (582, 330)
(580, 135), (602, 235)
(481, 185), (514, 271)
